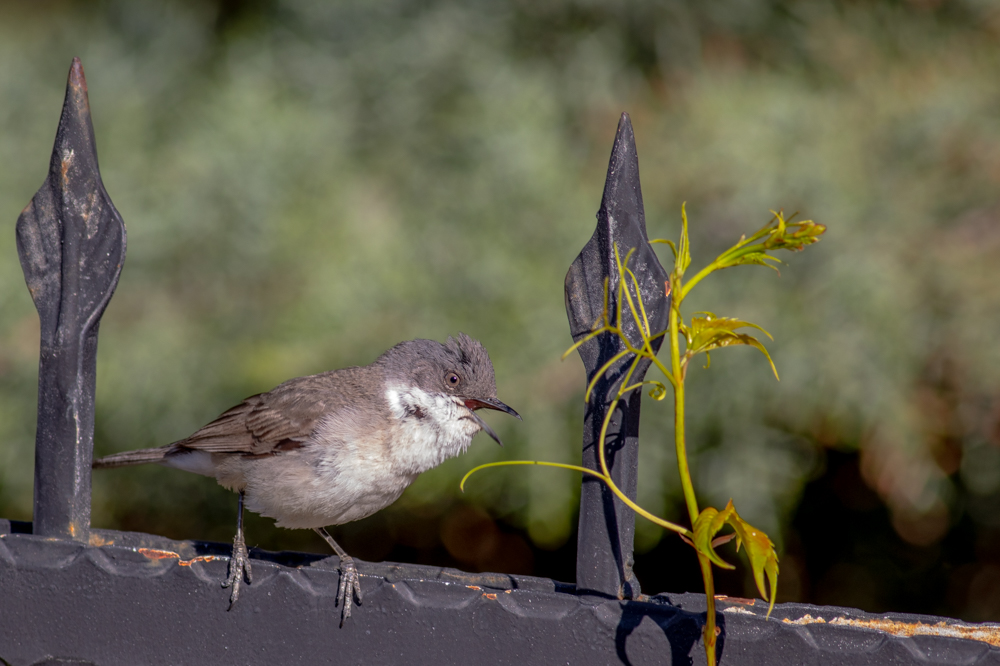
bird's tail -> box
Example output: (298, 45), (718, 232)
(93, 447), (168, 469)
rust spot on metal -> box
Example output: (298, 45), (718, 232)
(504, 589), (511, 594)
(69, 57), (88, 96)
(715, 595), (755, 605)
(60, 149), (74, 189)
(483, 593), (497, 600)
(466, 585), (481, 591)
(784, 614), (825, 625)
(177, 555), (219, 567)
(783, 614), (1000, 648)
(138, 548), (180, 561)
(88, 533), (112, 547)
(722, 607), (756, 617)
(136, 548), (218, 567)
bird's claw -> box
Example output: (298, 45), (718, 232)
(336, 555), (363, 626)
(222, 532), (252, 609)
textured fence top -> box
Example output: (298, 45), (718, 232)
(3, 520), (999, 665)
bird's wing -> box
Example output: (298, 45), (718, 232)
(173, 372), (354, 456)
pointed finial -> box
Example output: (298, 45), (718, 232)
(564, 112), (669, 598)
(16, 58), (126, 541)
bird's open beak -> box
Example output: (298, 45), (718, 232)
(463, 397), (521, 447)
(465, 397), (521, 420)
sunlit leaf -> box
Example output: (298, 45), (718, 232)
(712, 533), (736, 548)
(705, 213), (826, 290)
(725, 506), (780, 618)
(689, 312), (771, 338)
(686, 314), (779, 379)
(727, 333), (778, 380)
(730, 252), (782, 273)
(763, 216), (826, 252)
(691, 501), (781, 618)
(677, 202), (691, 274)
(692, 503), (736, 569)
(772, 208), (787, 236)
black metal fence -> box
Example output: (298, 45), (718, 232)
(2, 58), (997, 666)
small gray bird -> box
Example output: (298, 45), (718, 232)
(93, 334), (519, 624)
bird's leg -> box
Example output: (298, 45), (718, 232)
(222, 490), (252, 609)
(314, 526), (362, 626)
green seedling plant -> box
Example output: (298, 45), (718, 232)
(462, 207), (825, 666)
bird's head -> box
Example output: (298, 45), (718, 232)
(379, 333), (520, 445)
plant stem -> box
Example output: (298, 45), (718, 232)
(680, 241), (767, 300)
(700, 554), (719, 666)
(462, 457), (691, 535)
(671, 272), (717, 666)
(670, 283), (699, 526)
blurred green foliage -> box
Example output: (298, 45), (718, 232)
(2, 0), (1000, 619)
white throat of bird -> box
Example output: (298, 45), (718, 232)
(383, 385), (481, 476)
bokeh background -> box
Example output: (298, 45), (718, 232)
(2, 0), (1000, 620)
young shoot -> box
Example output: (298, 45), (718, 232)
(462, 206), (825, 666)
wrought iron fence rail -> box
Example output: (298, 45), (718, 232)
(4, 520), (995, 665)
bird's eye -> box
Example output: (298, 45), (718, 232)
(447, 373), (461, 386)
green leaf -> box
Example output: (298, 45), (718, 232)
(691, 501), (782, 618)
(686, 314), (779, 380)
(761, 212), (826, 252)
(773, 208), (786, 236)
(689, 312), (771, 339)
(677, 202), (691, 275)
(730, 252), (782, 273)
(725, 506), (780, 618)
(692, 503), (736, 570)
(730, 333), (779, 380)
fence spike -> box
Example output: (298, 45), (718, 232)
(565, 112), (669, 598)
(16, 58), (126, 541)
